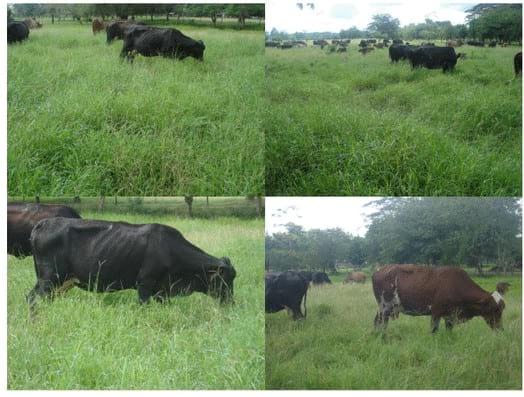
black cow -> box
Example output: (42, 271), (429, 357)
(467, 40), (484, 47)
(121, 25), (205, 62)
(8, 203), (81, 258)
(408, 46), (460, 72)
(488, 40), (497, 47)
(312, 271), (331, 285)
(392, 39), (403, 44)
(265, 271), (309, 320)
(514, 52), (522, 76)
(389, 44), (416, 62)
(8, 21), (30, 44)
(298, 270), (313, 284)
(106, 20), (146, 44)
(27, 218), (236, 309)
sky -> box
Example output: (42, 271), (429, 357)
(266, 1), (475, 33)
(265, 197), (381, 236)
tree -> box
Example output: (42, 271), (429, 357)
(467, 4), (522, 41)
(367, 14), (400, 38)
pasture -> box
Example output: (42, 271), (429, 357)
(265, 272), (522, 389)
(8, 22), (264, 196)
(8, 213), (264, 389)
(265, 42), (522, 195)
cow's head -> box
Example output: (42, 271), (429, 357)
(483, 290), (506, 330)
(181, 40), (205, 61)
(194, 40), (206, 61)
(208, 257), (236, 304)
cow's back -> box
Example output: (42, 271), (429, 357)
(373, 265), (489, 314)
(31, 218), (151, 290)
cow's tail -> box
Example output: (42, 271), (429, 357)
(302, 286), (308, 318)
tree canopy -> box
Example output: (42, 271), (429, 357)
(367, 14), (400, 39)
(9, 3), (265, 21)
(266, 198), (521, 275)
(266, 4), (521, 42)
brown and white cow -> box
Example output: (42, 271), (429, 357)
(372, 265), (506, 333)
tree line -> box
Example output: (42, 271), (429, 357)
(266, 198), (522, 275)
(267, 3), (521, 42)
(9, 4), (265, 25)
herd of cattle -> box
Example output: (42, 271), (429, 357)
(7, 17), (206, 62)
(8, 203), (236, 310)
(265, 265), (510, 333)
(266, 37), (522, 75)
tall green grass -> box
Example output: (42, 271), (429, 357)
(265, 43), (522, 195)
(8, 24), (264, 196)
(8, 214), (264, 389)
(265, 274), (521, 389)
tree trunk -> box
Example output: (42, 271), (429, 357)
(166, 12), (169, 21)
(98, 196), (105, 211)
(51, 14), (54, 24)
(35, 196), (40, 203)
(184, 196), (193, 218)
(114, 196), (118, 205)
(476, 262), (483, 276)
(256, 195), (263, 218)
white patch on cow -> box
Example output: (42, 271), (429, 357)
(492, 291), (504, 304)
(379, 287), (403, 320)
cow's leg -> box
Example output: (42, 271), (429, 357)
(431, 314), (441, 333)
(374, 310), (382, 328)
(26, 278), (56, 315)
(445, 317), (454, 331)
(136, 264), (165, 304)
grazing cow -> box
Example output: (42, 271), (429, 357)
(7, 21), (30, 44)
(292, 40), (307, 47)
(121, 25), (205, 61)
(23, 17), (42, 29)
(467, 40), (484, 47)
(496, 282), (510, 295)
(27, 218), (236, 309)
(374, 42), (385, 49)
(265, 40), (280, 47)
(278, 42), (293, 49)
(298, 270), (313, 284)
(343, 271), (366, 284)
(408, 46), (460, 72)
(265, 271), (309, 320)
(106, 20), (146, 44)
(514, 52), (522, 76)
(392, 39), (403, 44)
(337, 47), (347, 53)
(372, 265), (507, 332)
(312, 271), (331, 285)
(8, 203), (81, 258)
(488, 40), (497, 47)
(359, 47), (374, 55)
(92, 18), (105, 35)
(389, 44), (416, 62)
